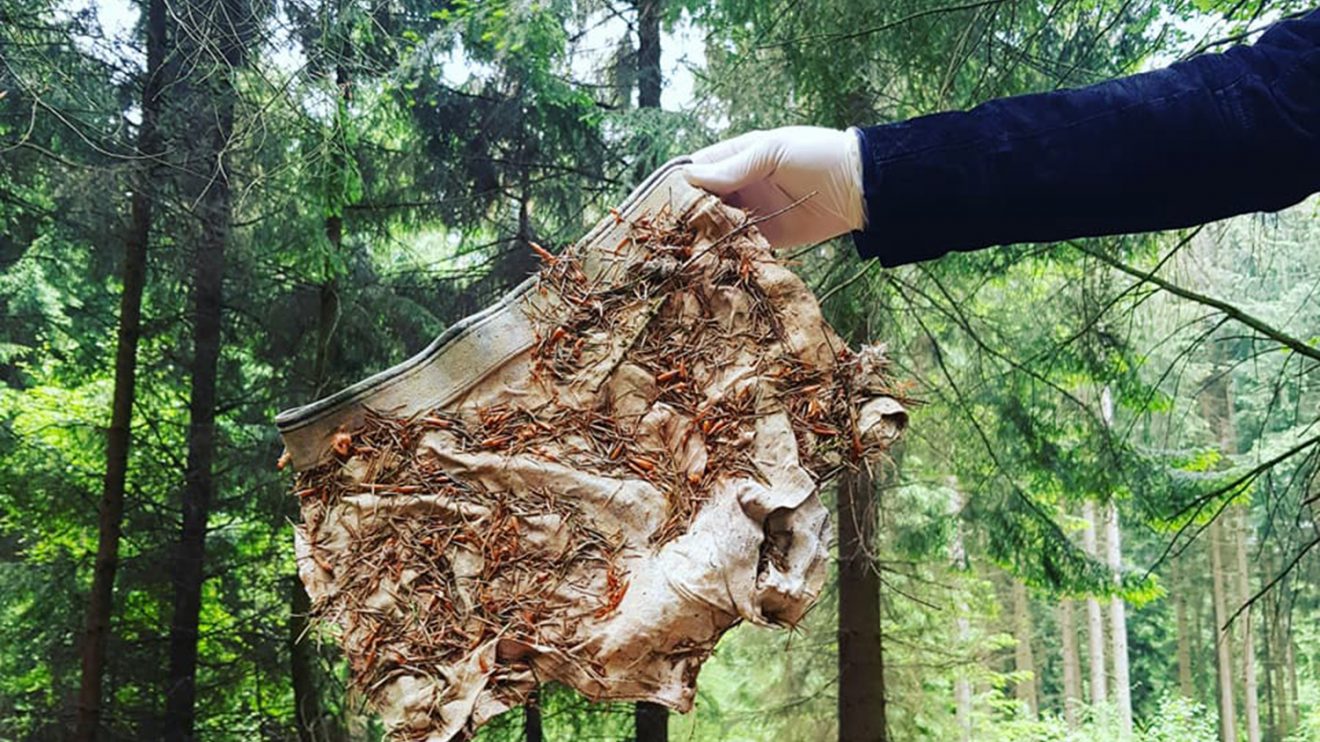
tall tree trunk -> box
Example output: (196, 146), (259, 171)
(1233, 507), (1261, 742)
(289, 62), (351, 742)
(1011, 580), (1037, 718)
(74, 0), (167, 737)
(948, 480), (972, 741)
(1210, 517), (1238, 742)
(291, 578), (321, 742)
(1059, 599), (1081, 729)
(1175, 556), (1195, 699)
(1201, 358), (1243, 742)
(1106, 501), (1133, 737)
(1097, 385), (1130, 732)
(954, 614), (973, 739)
(525, 690), (544, 742)
(630, 9), (666, 737)
(509, 179), (547, 742)
(838, 467), (886, 742)
(1284, 611), (1299, 732)
(635, 0), (662, 109)
(1193, 556), (1206, 703)
(1262, 551), (1284, 739)
(312, 271), (339, 397)
(1259, 574), (1276, 742)
(164, 121), (231, 740)
(1082, 500), (1106, 705)
(634, 702), (667, 742)
(491, 124), (539, 297)
(289, 266), (337, 740)
(165, 1), (244, 736)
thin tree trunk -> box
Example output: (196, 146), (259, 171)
(1284, 615), (1299, 732)
(1200, 358), (1242, 742)
(74, 0), (166, 736)
(1097, 386), (1130, 733)
(1273, 560), (1291, 737)
(313, 270), (339, 396)
(525, 690), (544, 742)
(289, 279), (337, 741)
(164, 147), (230, 737)
(1233, 507), (1261, 742)
(630, 12), (665, 736)
(947, 480), (972, 741)
(635, 0), (662, 109)
(291, 57), (359, 739)
(1059, 599), (1081, 729)
(164, 125), (230, 740)
(1193, 556), (1206, 703)
(165, 1), (243, 736)
(1082, 500), (1106, 705)
(1106, 501), (1133, 737)
(1263, 551), (1284, 739)
(1210, 517), (1238, 742)
(634, 703), (667, 742)
(1175, 556), (1195, 699)
(1259, 574), (1276, 742)
(838, 467), (886, 742)
(954, 617), (973, 740)
(1012, 580), (1037, 718)
(1207, 359), (1260, 742)
(291, 60), (350, 742)
(291, 577), (320, 742)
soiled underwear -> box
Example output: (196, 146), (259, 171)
(276, 160), (908, 741)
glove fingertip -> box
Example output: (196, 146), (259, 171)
(682, 164), (724, 194)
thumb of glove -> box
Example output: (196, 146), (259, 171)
(683, 144), (776, 197)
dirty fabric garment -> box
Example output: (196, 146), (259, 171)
(278, 163), (908, 741)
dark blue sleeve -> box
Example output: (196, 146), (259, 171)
(851, 9), (1320, 267)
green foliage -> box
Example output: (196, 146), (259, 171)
(1139, 695), (1219, 742)
(4, 0), (1320, 738)
(967, 696), (1217, 741)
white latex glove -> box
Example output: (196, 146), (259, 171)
(683, 126), (866, 250)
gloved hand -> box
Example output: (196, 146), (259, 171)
(683, 126), (866, 250)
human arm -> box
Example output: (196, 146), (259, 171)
(685, 10), (1320, 266)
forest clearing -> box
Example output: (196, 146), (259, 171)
(2, 0), (1320, 741)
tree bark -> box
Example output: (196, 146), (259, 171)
(291, 62), (350, 742)
(525, 690), (544, 742)
(631, 14), (664, 731)
(635, 0), (662, 109)
(1210, 517), (1238, 742)
(1200, 357), (1243, 742)
(1233, 506), (1262, 742)
(74, 0), (167, 737)
(487, 123), (540, 298)
(313, 258), (339, 397)
(1284, 611), (1299, 732)
(1059, 599), (1081, 729)
(164, 122), (230, 741)
(1262, 550), (1284, 739)
(1011, 580), (1037, 718)
(1175, 556), (1195, 699)
(1259, 569), (1276, 741)
(1082, 500), (1106, 705)
(291, 576), (320, 742)
(164, 1), (244, 736)
(947, 482), (972, 741)
(1106, 501), (1133, 737)
(838, 467), (886, 742)
(634, 703), (667, 742)
(1193, 552), (1207, 703)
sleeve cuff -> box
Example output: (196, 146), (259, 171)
(849, 125), (892, 264)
